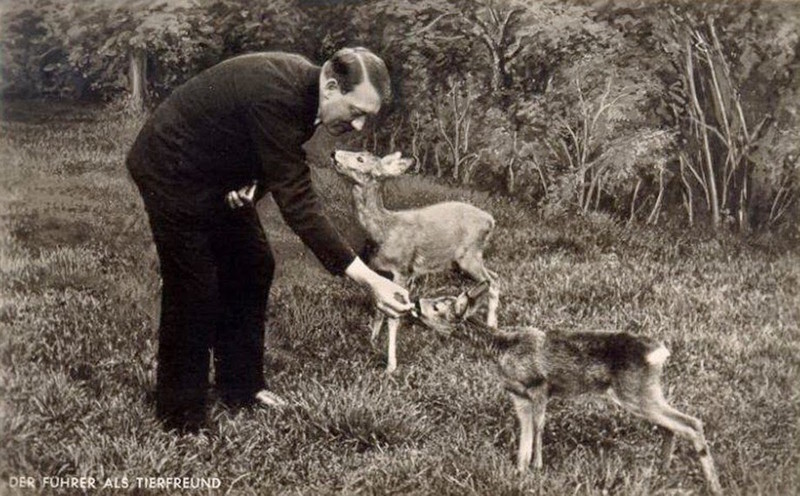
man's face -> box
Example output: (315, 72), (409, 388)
(318, 77), (382, 136)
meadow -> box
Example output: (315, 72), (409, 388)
(0, 102), (798, 495)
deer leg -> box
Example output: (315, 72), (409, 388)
(485, 284), (500, 328)
(370, 308), (385, 344)
(529, 386), (547, 471)
(457, 256), (500, 327)
(406, 276), (419, 294)
(385, 316), (401, 374)
(510, 392), (534, 472)
(659, 427), (676, 471)
(657, 404), (721, 496)
(616, 386), (722, 496)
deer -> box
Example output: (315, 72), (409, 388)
(412, 281), (723, 496)
(331, 149), (499, 374)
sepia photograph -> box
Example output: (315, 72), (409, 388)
(1, 0), (798, 494)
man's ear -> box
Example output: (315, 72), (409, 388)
(322, 77), (339, 96)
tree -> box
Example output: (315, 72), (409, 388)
(651, 1), (795, 230)
(455, 0), (531, 94)
(3, 0), (797, 234)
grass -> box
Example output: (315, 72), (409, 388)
(1, 100), (798, 495)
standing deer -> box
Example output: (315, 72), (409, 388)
(331, 149), (499, 373)
(413, 282), (722, 496)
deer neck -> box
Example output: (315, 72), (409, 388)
(457, 318), (519, 358)
(351, 181), (395, 244)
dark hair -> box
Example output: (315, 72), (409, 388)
(324, 47), (392, 106)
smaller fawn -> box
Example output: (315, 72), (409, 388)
(331, 149), (499, 373)
(413, 282), (722, 495)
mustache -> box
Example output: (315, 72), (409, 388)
(325, 120), (354, 134)
(335, 123), (354, 133)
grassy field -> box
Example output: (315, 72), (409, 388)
(1, 101), (798, 495)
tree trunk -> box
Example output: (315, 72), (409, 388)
(490, 49), (504, 93)
(679, 156), (694, 226)
(685, 39), (720, 227)
(647, 167), (666, 225)
(628, 178), (642, 225)
(434, 145), (443, 178)
(129, 48), (147, 113)
(738, 167), (750, 232)
(506, 160), (515, 194)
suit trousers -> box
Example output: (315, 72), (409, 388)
(138, 194), (274, 430)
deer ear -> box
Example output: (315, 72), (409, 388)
(466, 280), (490, 301)
(381, 151), (402, 163)
(454, 293), (470, 318)
(379, 153), (413, 177)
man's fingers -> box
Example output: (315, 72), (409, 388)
(377, 296), (410, 318)
(227, 191), (244, 209)
(370, 275), (412, 318)
(393, 291), (411, 306)
(243, 184), (257, 201)
(389, 289), (412, 313)
(378, 304), (400, 319)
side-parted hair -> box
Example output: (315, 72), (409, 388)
(323, 47), (392, 106)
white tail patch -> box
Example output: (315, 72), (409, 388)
(646, 344), (670, 366)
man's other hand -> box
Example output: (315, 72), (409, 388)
(225, 181), (257, 209)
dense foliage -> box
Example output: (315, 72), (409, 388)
(2, 0), (798, 233)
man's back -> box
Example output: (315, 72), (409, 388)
(127, 52), (321, 214)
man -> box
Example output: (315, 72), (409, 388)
(126, 47), (412, 433)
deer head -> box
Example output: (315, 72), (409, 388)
(331, 150), (414, 185)
(414, 281), (490, 333)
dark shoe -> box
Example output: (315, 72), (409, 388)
(218, 390), (258, 410)
(158, 410), (207, 435)
(163, 420), (204, 435)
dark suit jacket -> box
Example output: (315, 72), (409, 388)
(126, 52), (355, 275)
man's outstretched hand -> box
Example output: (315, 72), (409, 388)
(369, 273), (412, 319)
(345, 258), (412, 318)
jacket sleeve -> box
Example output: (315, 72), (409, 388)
(247, 102), (356, 275)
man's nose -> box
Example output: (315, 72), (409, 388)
(351, 116), (366, 131)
